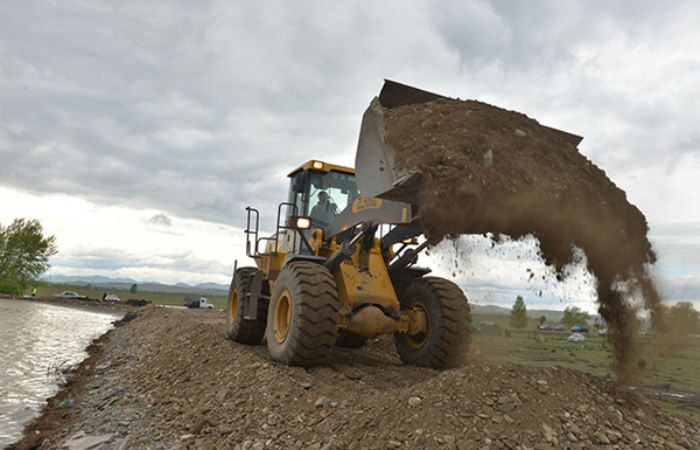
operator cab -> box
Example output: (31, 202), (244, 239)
(287, 160), (358, 229)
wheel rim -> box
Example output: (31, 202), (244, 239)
(405, 302), (429, 349)
(273, 289), (292, 343)
(229, 288), (238, 324)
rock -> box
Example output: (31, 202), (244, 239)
(541, 424), (555, 443)
(315, 396), (331, 408)
(483, 149), (494, 167)
(594, 432), (610, 445)
(408, 397), (422, 407)
(251, 441), (265, 450)
(299, 381), (312, 389)
(566, 432), (578, 442)
(666, 442), (685, 450)
(504, 414), (513, 424)
(514, 128), (527, 136)
(320, 438), (335, 450)
(491, 415), (503, 424)
(388, 440), (402, 449)
(635, 409), (646, 419)
(68, 434), (114, 450)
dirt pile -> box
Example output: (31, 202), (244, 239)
(12, 308), (698, 450)
(383, 97), (662, 380)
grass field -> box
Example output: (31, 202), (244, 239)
(472, 312), (700, 419)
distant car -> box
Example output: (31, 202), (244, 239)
(538, 325), (552, 331)
(571, 324), (589, 333)
(568, 333), (586, 343)
(598, 328), (608, 336)
(184, 296), (214, 309)
(104, 294), (120, 302)
(553, 326), (566, 332)
(54, 291), (82, 299)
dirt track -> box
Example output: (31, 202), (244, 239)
(11, 306), (699, 450)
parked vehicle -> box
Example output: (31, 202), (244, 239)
(538, 324), (552, 331)
(568, 332), (586, 343)
(598, 328), (608, 336)
(53, 291), (85, 299)
(104, 294), (120, 302)
(184, 296), (214, 309)
(553, 326), (566, 332)
(571, 324), (589, 333)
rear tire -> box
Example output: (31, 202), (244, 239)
(266, 261), (338, 366)
(226, 267), (268, 344)
(394, 277), (471, 368)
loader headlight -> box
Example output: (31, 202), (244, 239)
(312, 161), (324, 170)
(295, 217), (311, 229)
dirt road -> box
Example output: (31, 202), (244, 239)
(11, 306), (699, 450)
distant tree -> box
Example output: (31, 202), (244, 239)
(130, 283), (138, 294)
(510, 295), (528, 329)
(538, 315), (547, 325)
(0, 218), (57, 289)
(562, 306), (589, 328)
(667, 302), (700, 336)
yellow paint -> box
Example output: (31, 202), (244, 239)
(333, 237), (398, 313)
(287, 160), (355, 177)
(351, 194), (383, 213)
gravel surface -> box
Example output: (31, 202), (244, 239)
(10, 306), (699, 450)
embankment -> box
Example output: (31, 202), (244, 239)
(10, 306), (699, 450)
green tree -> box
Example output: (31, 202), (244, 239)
(538, 315), (547, 325)
(562, 306), (589, 328)
(130, 283), (138, 294)
(667, 302), (700, 336)
(0, 218), (57, 288)
(510, 295), (528, 329)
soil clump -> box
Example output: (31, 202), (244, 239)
(383, 97), (662, 381)
(10, 307), (699, 450)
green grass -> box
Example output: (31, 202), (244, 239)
(26, 284), (229, 309)
(471, 312), (700, 394)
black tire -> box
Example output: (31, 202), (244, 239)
(266, 261), (338, 366)
(394, 276), (471, 369)
(226, 267), (268, 344)
(336, 330), (368, 349)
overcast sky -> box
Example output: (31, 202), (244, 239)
(1, 1), (698, 312)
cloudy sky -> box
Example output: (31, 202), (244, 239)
(1, 1), (698, 312)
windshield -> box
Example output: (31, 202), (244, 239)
(308, 170), (357, 226)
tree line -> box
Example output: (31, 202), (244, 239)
(509, 295), (698, 336)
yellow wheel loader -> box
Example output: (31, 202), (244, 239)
(226, 81), (471, 368)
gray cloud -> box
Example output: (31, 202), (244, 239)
(0, 1), (698, 294)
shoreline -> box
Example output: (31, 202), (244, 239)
(8, 306), (700, 450)
(0, 294), (134, 315)
(7, 309), (136, 450)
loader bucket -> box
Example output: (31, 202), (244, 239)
(354, 79), (583, 204)
(355, 80), (446, 204)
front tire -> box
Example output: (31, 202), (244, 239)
(394, 277), (471, 368)
(226, 267), (268, 344)
(266, 261), (339, 366)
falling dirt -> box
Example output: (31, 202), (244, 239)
(9, 307), (699, 450)
(383, 97), (663, 381)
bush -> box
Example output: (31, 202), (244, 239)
(0, 278), (23, 295)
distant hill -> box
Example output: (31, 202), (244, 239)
(43, 275), (229, 294)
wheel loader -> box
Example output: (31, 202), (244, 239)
(225, 81), (472, 368)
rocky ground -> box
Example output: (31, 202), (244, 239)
(11, 306), (699, 450)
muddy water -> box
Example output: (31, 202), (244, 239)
(0, 299), (119, 448)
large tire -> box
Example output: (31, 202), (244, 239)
(336, 330), (367, 349)
(266, 261), (338, 366)
(226, 267), (268, 344)
(394, 276), (471, 369)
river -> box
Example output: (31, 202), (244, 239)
(0, 299), (120, 448)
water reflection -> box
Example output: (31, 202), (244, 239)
(0, 299), (120, 448)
